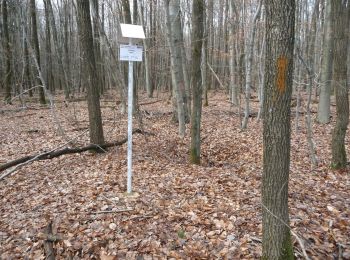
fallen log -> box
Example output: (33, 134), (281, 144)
(0, 129), (143, 173)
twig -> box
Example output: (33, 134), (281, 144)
(139, 99), (163, 106)
(261, 203), (311, 260)
(90, 208), (133, 214)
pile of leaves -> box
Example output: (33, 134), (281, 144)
(0, 92), (349, 259)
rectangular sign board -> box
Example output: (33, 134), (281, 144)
(120, 44), (143, 62)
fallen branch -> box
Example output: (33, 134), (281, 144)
(207, 62), (225, 89)
(0, 129), (143, 177)
(139, 99), (162, 106)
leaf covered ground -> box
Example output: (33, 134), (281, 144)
(0, 92), (349, 259)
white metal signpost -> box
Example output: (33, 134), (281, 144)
(119, 24), (145, 194)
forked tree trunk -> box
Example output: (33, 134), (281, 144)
(331, 0), (349, 169)
(262, 0), (296, 259)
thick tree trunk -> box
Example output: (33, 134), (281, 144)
(262, 0), (296, 259)
(317, 0), (334, 124)
(190, 0), (204, 164)
(30, 0), (46, 104)
(331, 0), (349, 169)
(76, 0), (104, 145)
(2, 0), (12, 103)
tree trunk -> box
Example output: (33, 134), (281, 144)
(91, 0), (104, 94)
(138, 0), (153, 98)
(2, 0), (12, 103)
(190, 0), (204, 164)
(317, 0), (334, 124)
(241, 0), (262, 129)
(165, 0), (187, 137)
(229, 0), (238, 106)
(331, 0), (349, 169)
(76, 0), (104, 145)
(202, 2), (208, 107)
(43, 0), (54, 93)
(30, 0), (46, 104)
(262, 0), (296, 259)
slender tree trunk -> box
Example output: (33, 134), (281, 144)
(331, 0), (349, 169)
(229, 0), (238, 105)
(138, 0), (152, 97)
(76, 0), (104, 145)
(24, 38), (33, 97)
(241, 0), (262, 129)
(262, 0), (296, 259)
(43, 0), (54, 93)
(190, 0), (204, 164)
(165, 0), (187, 137)
(202, 2), (208, 107)
(2, 0), (12, 103)
(30, 0), (46, 104)
(317, 0), (334, 123)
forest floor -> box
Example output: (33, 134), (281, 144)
(0, 91), (349, 259)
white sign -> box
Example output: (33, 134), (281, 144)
(120, 24), (145, 44)
(120, 44), (143, 62)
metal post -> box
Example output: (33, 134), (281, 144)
(127, 40), (134, 194)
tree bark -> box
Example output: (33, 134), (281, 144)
(30, 0), (46, 104)
(262, 0), (296, 259)
(317, 0), (334, 124)
(165, 0), (187, 137)
(2, 0), (12, 103)
(91, 0), (104, 94)
(190, 0), (204, 164)
(229, 0), (238, 106)
(43, 0), (54, 93)
(331, 0), (349, 169)
(241, 0), (262, 129)
(76, 0), (104, 145)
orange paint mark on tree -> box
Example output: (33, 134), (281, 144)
(276, 56), (288, 94)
